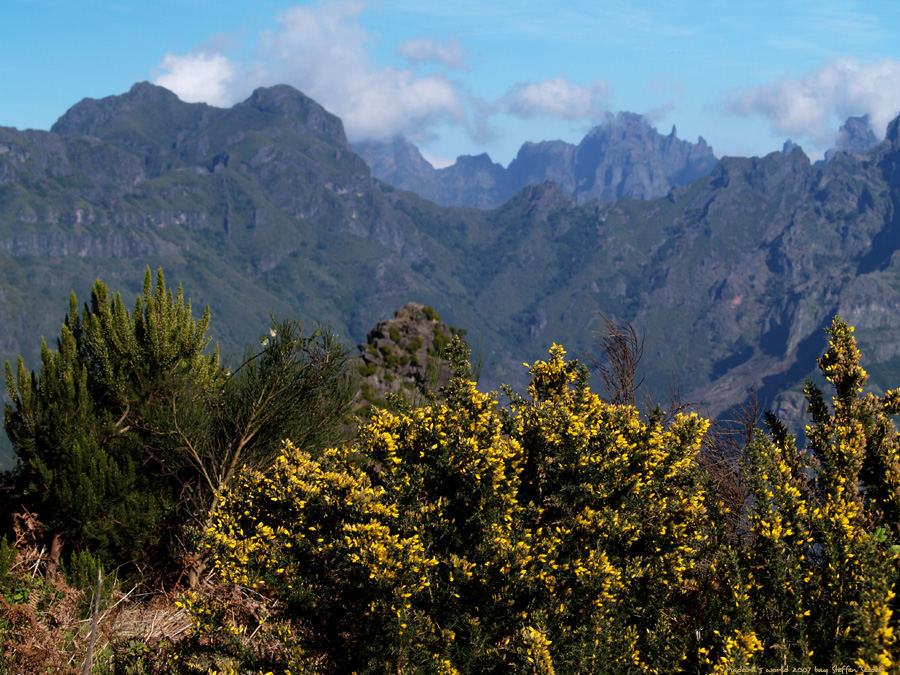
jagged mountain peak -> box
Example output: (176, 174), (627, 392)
(822, 115), (881, 164)
(603, 110), (647, 127)
(782, 139), (802, 155)
(352, 135), (434, 188)
(356, 112), (719, 209)
(837, 114), (878, 153)
(884, 115), (900, 148)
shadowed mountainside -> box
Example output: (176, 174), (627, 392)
(3, 82), (900, 448)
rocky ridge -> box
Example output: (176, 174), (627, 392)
(4, 83), (900, 443)
(354, 112), (719, 208)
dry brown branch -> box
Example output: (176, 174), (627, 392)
(588, 314), (645, 406)
(699, 393), (760, 541)
(80, 569), (102, 675)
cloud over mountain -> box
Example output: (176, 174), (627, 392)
(151, 2), (615, 148)
(498, 76), (609, 120)
(153, 2), (466, 142)
(154, 51), (240, 108)
(725, 57), (900, 150)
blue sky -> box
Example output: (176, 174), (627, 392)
(4, 0), (900, 166)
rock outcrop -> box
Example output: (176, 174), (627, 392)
(353, 303), (462, 413)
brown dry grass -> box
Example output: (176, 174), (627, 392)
(0, 512), (192, 674)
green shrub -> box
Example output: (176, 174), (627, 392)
(5, 269), (354, 582)
(0, 537), (14, 585)
(431, 325), (452, 357)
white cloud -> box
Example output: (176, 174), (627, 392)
(259, 3), (466, 140)
(149, 4), (618, 148)
(397, 36), (467, 69)
(154, 52), (238, 107)
(498, 77), (609, 120)
(151, 1), (467, 142)
(725, 57), (900, 149)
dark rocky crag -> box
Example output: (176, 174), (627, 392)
(834, 115), (879, 155)
(352, 303), (461, 413)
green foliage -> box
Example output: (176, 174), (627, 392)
(189, 318), (355, 521)
(406, 335), (423, 354)
(430, 324), (451, 356)
(0, 537), (15, 588)
(5, 267), (218, 568)
(64, 548), (118, 617)
(109, 637), (172, 675)
(4, 270), (354, 580)
(422, 305), (440, 322)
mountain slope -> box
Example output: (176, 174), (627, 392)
(3, 83), (900, 442)
(0, 83), (493, 367)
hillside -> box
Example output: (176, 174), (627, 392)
(0, 83), (496, 370)
(2, 82), (900, 444)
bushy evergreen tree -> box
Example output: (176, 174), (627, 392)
(5, 268), (215, 570)
(4, 268), (354, 580)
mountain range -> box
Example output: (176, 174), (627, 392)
(354, 112), (719, 209)
(2, 81), (900, 464)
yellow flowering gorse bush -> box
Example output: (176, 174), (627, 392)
(184, 343), (729, 672)
(180, 323), (899, 673)
(731, 317), (900, 671)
